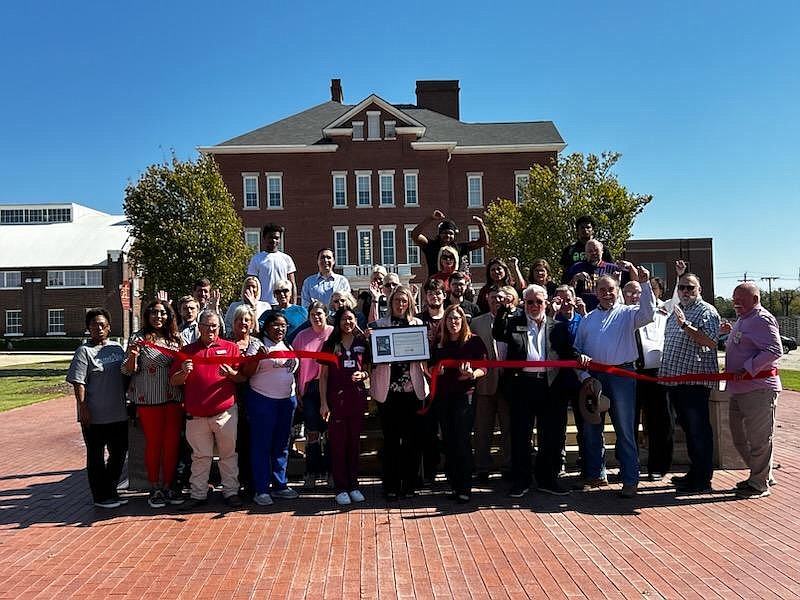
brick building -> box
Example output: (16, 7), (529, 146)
(0, 203), (135, 340)
(624, 237), (715, 301)
(200, 79), (566, 290)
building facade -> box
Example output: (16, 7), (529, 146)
(0, 203), (135, 340)
(201, 79), (566, 289)
(624, 237), (715, 301)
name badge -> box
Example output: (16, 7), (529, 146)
(215, 350), (227, 355)
(515, 325), (527, 332)
(343, 359), (356, 368)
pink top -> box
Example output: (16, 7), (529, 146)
(293, 324), (334, 397)
(725, 305), (783, 394)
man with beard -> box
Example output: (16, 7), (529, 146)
(565, 240), (632, 312)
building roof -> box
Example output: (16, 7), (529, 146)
(0, 203), (130, 269)
(206, 99), (564, 151)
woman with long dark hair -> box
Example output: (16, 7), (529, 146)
(121, 299), (184, 509)
(476, 257), (525, 313)
(528, 258), (557, 299)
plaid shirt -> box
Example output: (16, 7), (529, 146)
(659, 299), (720, 388)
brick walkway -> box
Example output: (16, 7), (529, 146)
(1, 394), (798, 599)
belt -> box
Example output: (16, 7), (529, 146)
(614, 362), (635, 369)
(520, 372), (547, 379)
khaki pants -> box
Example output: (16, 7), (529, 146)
(186, 405), (239, 499)
(729, 389), (778, 491)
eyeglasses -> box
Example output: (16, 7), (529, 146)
(446, 315), (463, 322)
(525, 299), (546, 305)
(678, 285), (697, 291)
(383, 282), (399, 288)
(275, 289), (291, 294)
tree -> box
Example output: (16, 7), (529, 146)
(124, 154), (251, 303)
(483, 152), (652, 276)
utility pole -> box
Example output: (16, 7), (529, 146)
(761, 277), (779, 313)
(738, 272), (752, 283)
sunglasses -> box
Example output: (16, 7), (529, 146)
(678, 285), (697, 291)
(275, 289), (291, 294)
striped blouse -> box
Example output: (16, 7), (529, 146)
(121, 332), (183, 406)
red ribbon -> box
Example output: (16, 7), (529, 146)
(139, 340), (338, 366)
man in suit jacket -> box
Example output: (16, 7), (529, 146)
(493, 284), (569, 497)
(471, 287), (511, 482)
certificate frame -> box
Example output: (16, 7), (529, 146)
(370, 325), (430, 364)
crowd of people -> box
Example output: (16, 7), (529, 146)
(67, 213), (784, 510)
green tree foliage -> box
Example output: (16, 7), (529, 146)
(714, 296), (736, 319)
(484, 152), (652, 275)
(124, 155), (250, 303)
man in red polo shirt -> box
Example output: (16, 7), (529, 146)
(170, 311), (244, 509)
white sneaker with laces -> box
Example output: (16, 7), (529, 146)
(335, 492), (352, 506)
(253, 493), (274, 506)
(349, 490), (365, 503)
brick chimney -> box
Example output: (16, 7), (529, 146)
(330, 78), (344, 103)
(415, 80), (460, 120)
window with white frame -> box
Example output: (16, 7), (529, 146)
(467, 173), (483, 208)
(0, 207), (72, 224)
(405, 225), (420, 266)
(356, 171), (372, 207)
(352, 121), (364, 140)
(639, 262), (668, 281)
(0, 271), (22, 288)
(333, 227), (349, 266)
(379, 171), (395, 207)
(5, 310), (22, 335)
(48, 309), (65, 335)
(266, 173), (283, 209)
(367, 111), (380, 140)
(403, 170), (419, 206)
(243, 173), (259, 209)
(468, 226), (484, 266)
(357, 227), (373, 266)
(47, 270), (102, 288)
(380, 226), (396, 266)
(384, 121), (396, 139)
(332, 172), (347, 208)
(515, 171), (529, 204)
(244, 228), (261, 253)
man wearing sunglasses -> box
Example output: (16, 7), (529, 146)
(659, 272), (720, 494)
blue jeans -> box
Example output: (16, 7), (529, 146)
(247, 390), (297, 495)
(668, 385), (713, 485)
(583, 368), (639, 485)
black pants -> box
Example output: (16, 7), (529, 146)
(636, 372), (674, 476)
(420, 405), (441, 483)
(378, 391), (422, 495)
(81, 421), (128, 503)
(669, 385), (714, 485)
(508, 374), (565, 489)
(437, 393), (475, 496)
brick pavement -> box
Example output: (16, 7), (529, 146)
(1, 394), (798, 599)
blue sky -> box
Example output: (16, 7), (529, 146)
(1, 1), (797, 298)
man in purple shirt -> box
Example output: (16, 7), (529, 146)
(724, 283), (783, 499)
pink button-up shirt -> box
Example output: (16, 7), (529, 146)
(725, 305), (782, 394)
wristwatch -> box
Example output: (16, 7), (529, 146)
(680, 321), (691, 330)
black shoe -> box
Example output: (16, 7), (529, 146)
(224, 494), (243, 508)
(735, 484), (770, 499)
(670, 474), (690, 486)
(455, 493), (471, 504)
(537, 482), (570, 496)
(675, 482), (712, 494)
(508, 486), (529, 499)
(735, 478), (777, 490)
(180, 497), (208, 511)
(474, 472), (490, 485)
(384, 491), (399, 501)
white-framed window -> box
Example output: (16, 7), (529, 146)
(403, 170), (419, 206)
(5, 310), (22, 336)
(367, 111), (381, 140)
(405, 225), (420, 266)
(467, 173), (483, 208)
(515, 171), (529, 204)
(380, 226), (396, 266)
(1, 207), (72, 224)
(244, 228), (261, 253)
(468, 226), (484, 266)
(379, 171), (395, 207)
(352, 121), (364, 141)
(356, 226), (373, 266)
(47, 270), (102, 288)
(356, 171), (372, 207)
(242, 173), (259, 209)
(266, 173), (283, 209)
(332, 171), (347, 208)
(48, 309), (65, 335)
(333, 227), (349, 266)
(639, 262), (668, 281)
(0, 271), (22, 289)
(385, 121), (396, 140)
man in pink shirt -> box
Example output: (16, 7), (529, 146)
(170, 311), (244, 509)
(724, 282), (783, 499)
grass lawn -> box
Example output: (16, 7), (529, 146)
(780, 369), (800, 392)
(0, 361), (72, 412)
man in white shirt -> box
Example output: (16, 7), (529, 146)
(574, 266), (654, 498)
(246, 223), (297, 305)
(300, 248), (350, 307)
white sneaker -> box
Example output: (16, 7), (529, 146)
(349, 489), (365, 503)
(253, 493), (274, 506)
(272, 487), (299, 499)
(335, 492), (352, 505)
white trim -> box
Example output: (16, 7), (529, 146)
(384, 120), (396, 140)
(244, 228), (261, 253)
(395, 126), (425, 136)
(4, 333), (23, 337)
(47, 269), (103, 288)
(265, 172), (283, 209)
(0, 270), (22, 289)
(325, 128), (352, 136)
(403, 170), (419, 207)
(322, 94), (425, 131)
(356, 226), (373, 266)
(467, 173), (483, 208)
(332, 171), (348, 208)
(379, 225), (397, 266)
(378, 170), (395, 207)
(367, 111), (381, 141)
(352, 121), (364, 141)
(355, 171), (372, 207)
(514, 171), (530, 204)
(404, 225), (420, 266)
(199, 144), (339, 155)
(411, 141), (457, 151)
(468, 225), (485, 266)
(5, 309), (22, 336)
(45, 286), (104, 290)
(333, 227), (349, 266)
(242, 172), (259, 210)
(47, 308), (65, 335)
(452, 143), (566, 154)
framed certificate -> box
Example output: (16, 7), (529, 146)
(370, 325), (430, 364)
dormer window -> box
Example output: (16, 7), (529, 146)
(352, 121), (364, 140)
(385, 121), (396, 140)
(367, 111), (380, 140)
